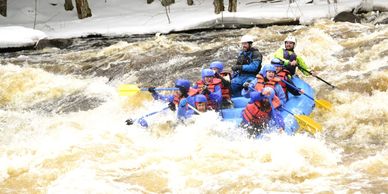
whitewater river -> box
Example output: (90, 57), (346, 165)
(1, 20), (387, 193)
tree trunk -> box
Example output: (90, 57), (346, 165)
(213, 0), (224, 14)
(187, 0), (193, 6)
(228, 0), (237, 12)
(64, 0), (74, 11)
(0, 0), (6, 17)
(147, 0), (154, 4)
(161, 0), (174, 7)
(75, 0), (92, 19)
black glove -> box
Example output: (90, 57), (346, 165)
(243, 82), (250, 90)
(202, 88), (211, 95)
(125, 119), (134, 125)
(201, 85), (211, 95)
(232, 65), (243, 71)
(148, 87), (156, 94)
(168, 102), (176, 111)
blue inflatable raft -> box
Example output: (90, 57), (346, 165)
(221, 76), (315, 135)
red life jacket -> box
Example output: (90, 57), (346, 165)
(220, 72), (232, 100)
(254, 75), (282, 109)
(172, 88), (198, 105)
(195, 78), (222, 110)
(243, 101), (271, 125)
(276, 69), (291, 96)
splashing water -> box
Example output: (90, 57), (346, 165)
(0, 19), (387, 193)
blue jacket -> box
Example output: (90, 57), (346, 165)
(236, 47), (263, 75)
(151, 92), (195, 119)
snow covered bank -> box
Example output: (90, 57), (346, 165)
(0, 26), (46, 49)
(0, 0), (387, 50)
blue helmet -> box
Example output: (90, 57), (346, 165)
(195, 94), (208, 103)
(175, 79), (191, 90)
(266, 64), (276, 72)
(259, 64), (269, 76)
(209, 61), (224, 72)
(271, 58), (283, 67)
(201, 68), (215, 79)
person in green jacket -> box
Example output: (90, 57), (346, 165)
(273, 35), (316, 76)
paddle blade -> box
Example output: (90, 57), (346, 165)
(315, 99), (332, 110)
(137, 118), (149, 128)
(295, 115), (323, 135)
(118, 84), (141, 96)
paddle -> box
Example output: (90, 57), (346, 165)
(118, 84), (178, 96)
(281, 79), (332, 110)
(187, 104), (202, 115)
(125, 106), (170, 127)
(281, 107), (322, 135)
(297, 65), (336, 89)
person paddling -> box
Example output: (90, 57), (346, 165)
(193, 69), (222, 111)
(271, 58), (303, 100)
(178, 94), (209, 118)
(273, 35), (316, 76)
(209, 61), (233, 108)
(241, 87), (285, 137)
(231, 35), (263, 97)
(148, 79), (197, 116)
(241, 64), (286, 106)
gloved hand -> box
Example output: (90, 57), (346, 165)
(201, 85), (211, 95)
(179, 98), (187, 107)
(243, 82), (250, 90)
(148, 87), (156, 94)
(125, 119), (134, 125)
(168, 102), (176, 111)
(232, 65), (243, 72)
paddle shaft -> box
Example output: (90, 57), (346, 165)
(280, 107), (295, 116)
(141, 88), (179, 91)
(126, 106), (170, 125)
(187, 104), (202, 115)
(141, 106), (170, 118)
(297, 65), (336, 89)
(281, 79), (315, 101)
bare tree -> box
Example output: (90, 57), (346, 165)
(213, 0), (224, 14)
(33, 0), (37, 28)
(0, 0), (6, 17)
(228, 0), (237, 12)
(187, 0), (193, 6)
(64, 0), (74, 11)
(160, 0), (175, 24)
(75, 0), (92, 19)
(161, 0), (174, 7)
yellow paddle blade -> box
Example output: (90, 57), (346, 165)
(118, 84), (141, 96)
(315, 99), (332, 111)
(295, 115), (323, 135)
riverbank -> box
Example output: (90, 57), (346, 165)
(0, 0), (387, 51)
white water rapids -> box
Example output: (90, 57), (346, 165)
(0, 20), (387, 193)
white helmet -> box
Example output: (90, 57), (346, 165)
(284, 35), (296, 44)
(240, 35), (254, 43)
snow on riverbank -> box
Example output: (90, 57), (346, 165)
(0, 0), (386, 49)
